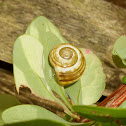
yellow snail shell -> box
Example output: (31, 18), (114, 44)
(49, 43), (86, 86)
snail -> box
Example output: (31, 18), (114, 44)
(49, 43), (86, 86)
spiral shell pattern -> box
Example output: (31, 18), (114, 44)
(49, 43), (86, 86)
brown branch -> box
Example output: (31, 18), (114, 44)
(0, 79), (65, 117)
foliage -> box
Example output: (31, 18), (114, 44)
(2, 104), (94, 126)
(112, 36), (126, 68)
(0, 94), (20, 125)
(73, 105), (126, 125)
(25, 16), (105, 106)
(122, 76), (126, 84)
(1, 16), (126, 126)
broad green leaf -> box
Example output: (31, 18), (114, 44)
(112, 36), (126, 67)
(3, 121), (94, 126)
(95, 122), (120, 126)
(3, 120), (68, 126)
(25, 16), (74, 110)
(13, 34), (56, 100)
(65, 49), (105, 105)
(25, 16), (105, 106)
(13, 34), (79, 118)
(79, 49), (105, 105)
(73, 105), (126, 124)
(2, 105), (93, 126)
(0, 94), (20, 125)
(26, 16), (68, 44)
(2, 105), (68, 125)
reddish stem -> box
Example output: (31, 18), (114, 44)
(98, 84), (126, 107)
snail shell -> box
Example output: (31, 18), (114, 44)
(49, 43), (86, 86)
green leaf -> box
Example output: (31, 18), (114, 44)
(25, 16), (105, 106)
(79, 49), (105, 105)
(95, 122), (120, 126)
(13, 34), (56, 101)
(25, 16), (73, 110)
(122, 76), (126, 84)
(26, 16), (68, 44)
(3, 121), (94, 126)
(3, 120), (68, 126)
(2, 105), (68, 125)
(65, 49), (105, 105)
(13, 34), (79, 118)
(0, 94), (20, 114)
(2, 105), (93, 126)
(73, 105), (126, 124)
(112, 36), (126, 68)
(0, 94), (20, 125)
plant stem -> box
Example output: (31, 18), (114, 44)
(98, 84), (126, 107)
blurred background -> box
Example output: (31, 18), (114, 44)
(0, 0), (126, 99)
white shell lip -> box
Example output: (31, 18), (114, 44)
(49, 43), (86, 86)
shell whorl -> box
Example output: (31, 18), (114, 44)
(49, 43), (86, 86)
